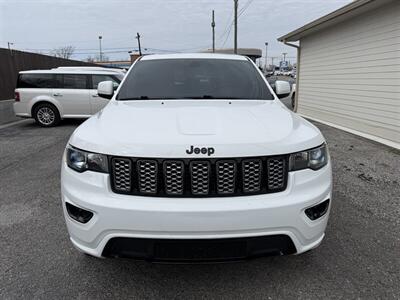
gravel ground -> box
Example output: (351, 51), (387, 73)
(0, 119), (399, 299)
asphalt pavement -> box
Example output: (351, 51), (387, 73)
(0, 118), (399, 299)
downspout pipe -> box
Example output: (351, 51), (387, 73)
(280, 40), (300, 112)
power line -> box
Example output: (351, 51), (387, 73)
(1, 36), (131, 46)
(218, 7), (235, 47)
(219, 0), (255, 48)
(221, 23), (234, 48)
(19, 45), (213, 56)
(239, 0), (254, 16)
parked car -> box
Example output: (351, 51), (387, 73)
(264, 70), (274, 77)
(61, 53), (332, 262)
(283, 70), (292, 76)
(13, 68), (125, 126)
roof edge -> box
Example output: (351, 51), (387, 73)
(277, 0), (375, 42)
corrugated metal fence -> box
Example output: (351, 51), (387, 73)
(0, 48), (96, 100)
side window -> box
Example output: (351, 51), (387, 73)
(17, 74), (54, 88)
(63, 74), (88, 89)
(92, 75), (120, 89)
(53, 74), (63, 88)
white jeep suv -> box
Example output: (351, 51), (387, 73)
(61, 53), (332, 262)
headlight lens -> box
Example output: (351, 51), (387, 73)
(289, 144), (328, 171)
(66, 145), (108, 173)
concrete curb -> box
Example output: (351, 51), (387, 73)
(0, 99), (18, 125)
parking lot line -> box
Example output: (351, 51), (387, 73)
(0, 119), (32, 130)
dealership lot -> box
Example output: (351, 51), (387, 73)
(0, 119), (399, 299)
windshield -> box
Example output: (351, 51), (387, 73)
(117, 58), (274, 100)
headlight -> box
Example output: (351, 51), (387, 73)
(289, 144), (328, 171)
(66, 145), (108, 173)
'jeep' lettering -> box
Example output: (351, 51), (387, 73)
(186, 145), (215, 156)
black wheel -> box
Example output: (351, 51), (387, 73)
(33, 103), (60, 127)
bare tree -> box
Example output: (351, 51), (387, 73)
(86, 56), (96, 63)
(51, 46), (75, 59)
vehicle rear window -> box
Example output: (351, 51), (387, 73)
(17, 74), (55, 88)
(117, 59), (273, 100)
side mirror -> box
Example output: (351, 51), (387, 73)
(97, 81), (114, 99)
(275, 80), (291, 99)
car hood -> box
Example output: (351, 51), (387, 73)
(69, 100), (325, 157)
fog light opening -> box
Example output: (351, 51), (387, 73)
(66, 202), (93, 224)
(305, 199), (330, 221)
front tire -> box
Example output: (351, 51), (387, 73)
(33, 103), (60, 127)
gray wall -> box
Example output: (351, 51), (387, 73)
(0, 48), (96, 100)
(0, 100), (18, 124)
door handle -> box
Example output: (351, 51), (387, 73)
(92, 94), (98, 97)
(53, 93), (62, 97)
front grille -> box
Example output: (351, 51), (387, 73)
(110, 156), (288, 197)
(216, 161), (236, 194)
(267, 158), (285, 190)
(242, 159), (262, 193)
(112, 158), (132, 192)
(190, 161), (210, 195)
(137, 160), (158, 194)
(164, 161), (184, 195)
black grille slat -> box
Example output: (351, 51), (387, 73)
(112, 158), (132, 192)
(216, 161), (236, 194)
(164, 161), (184, 195)
(190, 161), (210, 195)
(137, 160), (158, 194)
(267, 158), (286, 190)
(110, 156), (288, 197)
(242, 159), (262, 193)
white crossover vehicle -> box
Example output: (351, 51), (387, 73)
(61, 53), (332, 262)
(13, 68), (124, 126)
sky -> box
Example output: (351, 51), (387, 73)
(0, 0), (352, 64)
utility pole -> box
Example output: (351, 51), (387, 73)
(234, 0), (238, 54)
(7, 42), (14, 56)
(264, 42), (268, 72)
(211, 10), (216, 53)
(98, 36), (102, 61)
(136, 32), (142, 56)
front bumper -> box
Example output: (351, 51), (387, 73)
(61, 161), (332, 259)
